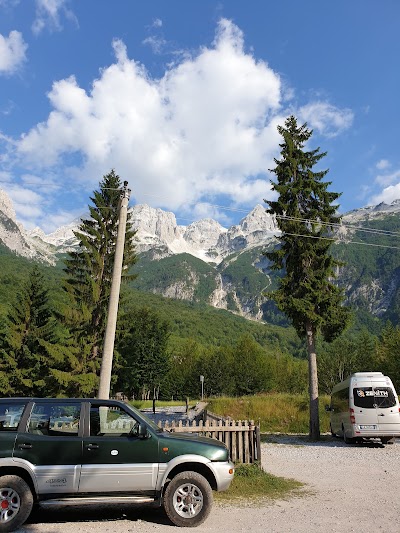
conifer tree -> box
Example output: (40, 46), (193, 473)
(115, 307), (170, 399)
(63, 170), (137, 395)
(265, 115), (351, 439)
(0, 265), (75, 396)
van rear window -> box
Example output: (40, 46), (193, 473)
(353, 387), (396, 408)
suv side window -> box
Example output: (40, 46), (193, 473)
(0, 403), (26, 431)
(90, 405), (138, 437)
(29, 402), (81, 436)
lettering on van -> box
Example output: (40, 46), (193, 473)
(356, 389), (389, 398)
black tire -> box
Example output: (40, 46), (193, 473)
(330, 423), (337, 438)
(342, 426), (355, 445)
(0, 475), (34, 532)
(381, 437), (395, 445)
(163, 471), (213, 527)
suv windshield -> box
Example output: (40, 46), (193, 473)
(353, 387), (397, 408)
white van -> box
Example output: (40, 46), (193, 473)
(328, 372), (400, 444)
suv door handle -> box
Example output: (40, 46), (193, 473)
(378, 413), (385, 416)
(18, 443), (33, 449)
(87, 444), (99, 450)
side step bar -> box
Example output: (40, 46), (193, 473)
(40, 496), (156, 506)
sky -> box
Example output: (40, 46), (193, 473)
(0, 0), (399, 233)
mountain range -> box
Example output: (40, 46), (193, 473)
(1, 187), (400, 327)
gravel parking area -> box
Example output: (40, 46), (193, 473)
(16, 436), (399, 532)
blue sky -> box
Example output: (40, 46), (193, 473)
(0, 0), (399, 232)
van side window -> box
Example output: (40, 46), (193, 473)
(0, 403), (26, 431)
(331, 387), (349, 412)
(29, 403), (81, 436)
(353, 387), (396, 409)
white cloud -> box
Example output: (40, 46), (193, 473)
(152, 18), (163, 28)
(370, 182), (400, 206)
(6, 184), (44, 228)
(375, 169), (400, 187)
(0, 30), (27, 74)
(376, 159), (390, 170)
(299, 102), (354, 138)
(142, 35), (167, 54)
(32, 0), (78, 35)
(13, 18), (353, 229)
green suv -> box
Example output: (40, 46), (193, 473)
(0, 398), (234, 531)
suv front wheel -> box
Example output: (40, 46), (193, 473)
(163, 471), (213, 527)
(0, 475), (34, 532)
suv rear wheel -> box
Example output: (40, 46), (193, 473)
(163, 471), (213, 527)
(0, 475), (34, 532)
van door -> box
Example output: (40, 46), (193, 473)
(353, 387), (379, 430)
(353, 386), (398, 433)
(372, 387), (399, 433)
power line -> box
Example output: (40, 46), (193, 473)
(138, 195), (400, 238)
(271, 231), (400, 251)
(3, 179), (400, 244)
(275, 214), (400, 238)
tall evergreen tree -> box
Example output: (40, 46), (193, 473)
(115, 307), (170, 399)
(63, 170), (137, 395)
(265, 116), (351, 439)
(0, 265), (75, 396)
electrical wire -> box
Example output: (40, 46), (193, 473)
(2, 180), (400, 249)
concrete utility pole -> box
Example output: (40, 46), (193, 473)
(98, 181), (131, 399)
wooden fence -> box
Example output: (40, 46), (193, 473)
(158, 419), (261, 464)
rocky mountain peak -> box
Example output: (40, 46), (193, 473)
(0, 189), (16, 222)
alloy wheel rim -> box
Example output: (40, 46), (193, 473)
(173, 482), (204, 518)
(0, 487), (21, 523)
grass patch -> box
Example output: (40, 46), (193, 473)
(215, 463), (303, 503)
(208, 393), (331, 434)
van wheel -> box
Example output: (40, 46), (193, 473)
(163, 471), (213, 527)
(342, 426), (355, 445)
(0, 475), (34, 532)
(381, 437), (395, 445)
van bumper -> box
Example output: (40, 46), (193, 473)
(354, 424), (400, 438)
(208, 461), (235, 491)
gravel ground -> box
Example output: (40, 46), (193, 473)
(16, 436), (399, 533)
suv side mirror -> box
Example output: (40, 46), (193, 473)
(138, 423), (148, 439)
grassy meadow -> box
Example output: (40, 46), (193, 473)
(208, 393), (331, 433)
(130, 393), (331, 434)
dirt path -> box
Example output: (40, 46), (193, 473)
(17, 436), (399, 532)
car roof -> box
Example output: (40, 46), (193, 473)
(0, 398), (126, 405)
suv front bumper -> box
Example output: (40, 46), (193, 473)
(209, 461), (235, 491)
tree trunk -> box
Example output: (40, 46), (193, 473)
(306, 322), (320, 440)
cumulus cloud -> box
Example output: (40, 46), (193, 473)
(0, 30), (27, 74)
(6, 184), (44, 226)
(18, 19), (284, 211)
(375, 169), (400, 187)
(32, 0), (78, 35)
(299, 102), (354, 138)
(371, 182), (400, 206)
(369, 158), (400, 206)
(13, 18), (353, 228)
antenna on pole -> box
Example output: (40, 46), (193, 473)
(98, 180), (131, 399)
